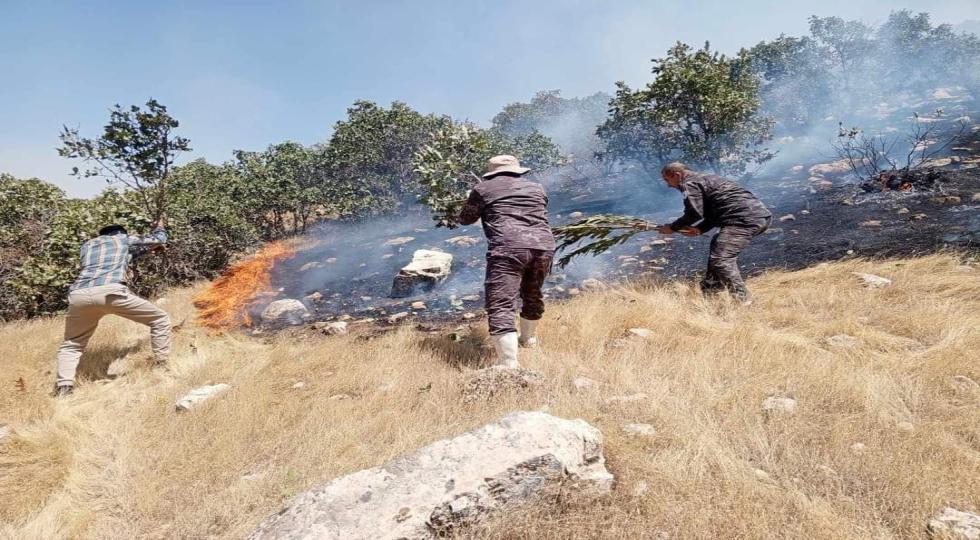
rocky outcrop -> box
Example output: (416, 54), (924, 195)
(391, 250), (453, 297)
(261, 299), (310, 324)
(928, 507), (980, 539)
(249, 411), (613, 540)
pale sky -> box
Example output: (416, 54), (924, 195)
(2, 0), (978, 197)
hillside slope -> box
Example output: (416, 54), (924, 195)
(1, 254), (979, 539)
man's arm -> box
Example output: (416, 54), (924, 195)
(669, 195), (704, 231)
(458, 190), (483, 226)
(128, 226), (168, 247)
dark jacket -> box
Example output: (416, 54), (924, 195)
(669, 173), (771, 232)
(458, 175), (556, 252)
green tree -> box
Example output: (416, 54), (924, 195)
(0, 174), (68, 320)
(596, 81), (676, 174)
(234, 142), (349, 238)
(807, 16), (874, 93)
(324, 100), (451, 212)
(744, 35), (834, 131)
(413, 122), (563, 227)
(58, 99), (191, 221)
(600, 42), (774, 176)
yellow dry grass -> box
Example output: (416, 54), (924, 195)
(1, 253), (978, 539)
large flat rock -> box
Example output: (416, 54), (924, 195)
(249, 411), (613, 539)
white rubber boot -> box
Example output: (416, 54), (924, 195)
(491, 332), (520, 369)
(518, 317), (539, 348)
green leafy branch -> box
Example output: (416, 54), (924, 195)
(553, 214), (658, 268)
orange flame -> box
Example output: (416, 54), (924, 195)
(194, 241), (296, 330)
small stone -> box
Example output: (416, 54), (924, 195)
(304, 292), (323, 303)
(911, 213), (928, 220)
(860, 220), (882, 227)
(622, 423), (656, 437)
(825, 334), (859, 348)
(972, 193), (980, 202)
(387, 312), (410, 324)
(896, 421), (914, 432)
(384, 236), (415, 247)
(927, 507), (980, 539)
(299, 261), (323, 272)
(461, 295), (480, 302)
(568, 211), (584, 219)
(632, 480), (650, 497)
(841, 198), (855, 206)
(627, 328), (653, 338)
(321, 321), (348, 335)
(753, 469), (771, 481)
(853, 273), (892, 289)
(573, 377), (599, 391)
(329, 394), (352, 401)
(779, 214), (796, 222)
(581, 278), (606, 291)
(897, 207), (910, 214)
(649, 239), (668, 246)
(790, 165), (804, 173)
(326, 258), (338, 264)
(639, 245), (652, 253)
(0, 424), (11, 442)
(445, 236), (480, 248)
(176, 383), (231, 411)
(410, 301), (427, 310)
(292, 382), (306, 390)
(461, 312), (476, 320)
(850, 442), (866, 454)
(761, 396), (797, 415)
(800, 209), (811, 215)
(568, 288), (581, 296)
(605, 393), (648, 404)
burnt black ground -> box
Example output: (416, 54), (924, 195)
(262, 122), (980, 331)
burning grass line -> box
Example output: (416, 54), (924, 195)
(193, 241), (296, 330)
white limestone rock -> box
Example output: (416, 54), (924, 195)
(249, 411), (613, 540)
(391, 250), (454, 297)
(761, 396), (797, 415)
(261, 299), (310, 324)
(175, 383), (230, 411)
(928, 507), (980, 539)
(853, 272), (892, 289)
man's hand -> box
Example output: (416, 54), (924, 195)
(678, 226), (702, 237)
(655, 224), (674, 235)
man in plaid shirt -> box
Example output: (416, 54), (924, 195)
(53, 219), (171, 396)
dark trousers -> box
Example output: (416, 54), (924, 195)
(485, 249), (554, 335)
(702, 218), (770, 301)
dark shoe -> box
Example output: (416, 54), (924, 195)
(54, 384), (74, 398)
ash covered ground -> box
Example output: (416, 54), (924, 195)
(256, 94), (980, 331)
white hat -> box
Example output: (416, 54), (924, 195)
(482, 155), (530, 178)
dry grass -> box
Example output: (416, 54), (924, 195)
(1, 254), (979, 539)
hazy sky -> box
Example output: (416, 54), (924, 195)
(2, 0), (978, 197)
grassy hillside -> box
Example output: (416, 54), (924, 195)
(1, 254), (979, 539)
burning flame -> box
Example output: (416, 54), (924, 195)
(194, 241), (296, 330)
